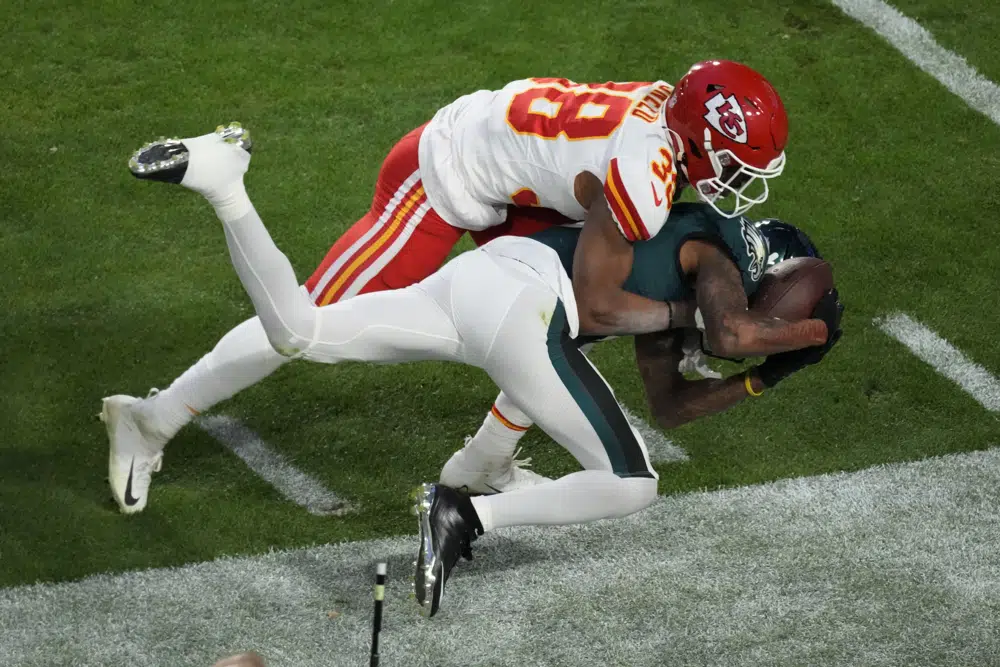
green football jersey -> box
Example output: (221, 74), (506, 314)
(529, 202), (769, 305)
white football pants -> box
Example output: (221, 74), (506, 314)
(221, 205), (658, 485)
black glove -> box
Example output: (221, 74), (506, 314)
(756, 289), (844, 388)
(810, 288), (843, 346)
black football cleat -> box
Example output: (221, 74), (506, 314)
(127, 122), (251, 183)
(412, 482), (484, 617)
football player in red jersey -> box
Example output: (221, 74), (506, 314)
(451, 61), (791, 492)
(102, 61), (789, 514)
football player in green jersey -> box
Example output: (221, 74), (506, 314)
(429, 205), (841, 617)
(634, 216), (841, 429)
(444, 207), (837, 487)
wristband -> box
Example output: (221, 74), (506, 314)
(744, 371), (764, 397)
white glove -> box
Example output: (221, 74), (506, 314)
(678, 329), (722, 379)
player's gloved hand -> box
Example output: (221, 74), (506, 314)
(755, 289), (844, 388)
(811, 288), (843, 346)
(678, 329), (722, 379)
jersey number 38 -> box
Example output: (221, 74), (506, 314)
(505, 79), (646, 141)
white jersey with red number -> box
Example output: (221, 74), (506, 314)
(417, 77), (678, 241)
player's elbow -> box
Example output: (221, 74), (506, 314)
(577, 306), (611, 334)
(704, 330), (740, 360)
(703, 313), (750, 358)
(575, 292), (620, 334)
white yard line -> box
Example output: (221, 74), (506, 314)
(877, 313), (1000, 412)
(831, 0), (1000, 126)
(3, 447), (999, 667)
(621, 405), (689, 462)
(196, 415), (352, 516)
(838, 4), (1000, 406)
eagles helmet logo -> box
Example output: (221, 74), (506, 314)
(703, 92), (748, 144)
(740, 216), (767, 281)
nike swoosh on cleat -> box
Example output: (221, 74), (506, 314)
(123, 458), (141, 506)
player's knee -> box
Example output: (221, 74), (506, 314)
(605, 475), (658, 519)
(625, 476), (658, 511)
(640, 476), (659, 507)
(262, 329), (299, 358)
(259, 296), (319, 358)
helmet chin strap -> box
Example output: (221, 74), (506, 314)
(666, 127), (684, 159)
(688, 128), (728, 204)
(665, 127), (688, 183)
(702, 127), (722, 176)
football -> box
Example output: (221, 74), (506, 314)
(750, 257), (834, 321)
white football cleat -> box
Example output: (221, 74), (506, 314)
(439, 443), (551, 494)
(100, 393), (165, 514)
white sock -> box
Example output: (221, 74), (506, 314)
(461, 392), (532, 468)
(136, 316), (288, 443)
(179, 130), (253, 223)
(470, 470), (657, 532)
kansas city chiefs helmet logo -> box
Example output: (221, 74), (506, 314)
(703, 92), (748, 144)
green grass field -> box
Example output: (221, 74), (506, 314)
(3, 0), (1000, 663)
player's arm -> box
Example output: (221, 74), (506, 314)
(637, 318), (842, 429)
(571, 171), (696, 335)
(635, 331), (764, 429)
(683, 240), (831, 358)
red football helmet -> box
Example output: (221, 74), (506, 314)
(665, 60), (788, 218)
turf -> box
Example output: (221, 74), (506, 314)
(2, 0), (999, 591)
(5, 449), (1000, 666)
(887, 0), (1000, 83)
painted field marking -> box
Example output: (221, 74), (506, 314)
(196, 415), (352, 516)
(4, 446), (999, 667)
(831, 0), (1000, 126)
(197, 404), (686, 513)
(832, 5), (1000, 409)
(877, 313), (1000, 412)
(621, 405), (689, 462)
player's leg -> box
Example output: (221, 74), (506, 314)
(219, 178), (468, 366)
(200, 147), (461, 364)
(133, 123), (466, 366)
(471, 287), (658, 529)
(414, 258), (658, 616)
(438, 391), (537, 493)
(441, 334), (597, 495)
(440, 335), (599, 492)
(104, 124), (276, 513)
(106, 123), (463, 513)
(139, 123), (460, 414)
(304, 124), (464, 304)
(101, 314), (287, 512)
(467, 204), (579, 247)
(442, 206), (585, 492)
